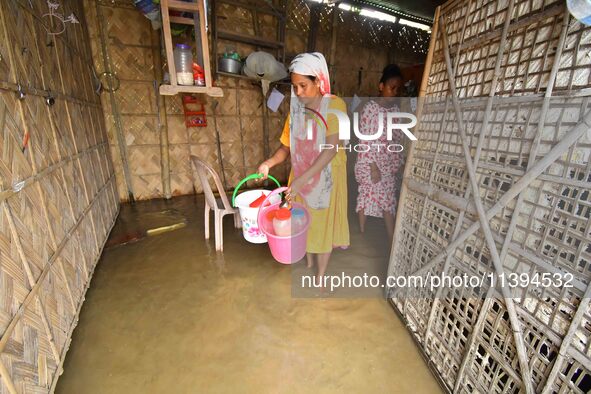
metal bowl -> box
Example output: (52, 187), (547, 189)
(219, 57), (243, 74)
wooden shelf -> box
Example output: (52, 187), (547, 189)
(216, 70), (291, 86)
(169, 16), (195, 25)
(159, 84), (224, 97)
(168, 0), (199, 12)
(216, 70), (253, 80)
(217, 30), (284, 49)
(160, 0), (222, 97)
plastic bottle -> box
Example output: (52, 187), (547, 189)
(174, 44), (194, 85)
(272, 208), (291, 237)
(567, 0), (591, 25)
(291, 208), (306, 233)
(193, 63), (206, 86)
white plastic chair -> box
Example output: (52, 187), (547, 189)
(190, 155), (241, 251)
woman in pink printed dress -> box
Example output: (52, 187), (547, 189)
(355, 64), (405, 241)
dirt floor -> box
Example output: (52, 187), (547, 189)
(56, 194), (442, 393)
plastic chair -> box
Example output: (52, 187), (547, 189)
(190, 156), (241, 251)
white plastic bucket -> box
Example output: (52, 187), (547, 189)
(234, 190), (281, 243)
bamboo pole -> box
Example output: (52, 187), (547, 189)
(0, 80), (101, 107)
(151, 28), (172, 199)
(438, 15), (535, 393)
(386, 6), (441, 291)
(451, 14), (572, 390)
(95, 0), (135, 202)
(0, 142), (107, 203)
(426, 0), (517, 382)
(0, 359), (17, 394)
(400, 96), (450, 317)
(541, 283), (591, 392)
(404, 178), (477, 216)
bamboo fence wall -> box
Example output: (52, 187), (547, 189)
(0, 0), (119, 392)
(87, 0), (429, 201)
(387, 0), (591, 392)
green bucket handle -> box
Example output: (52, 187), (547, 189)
(232, 173), (281, 207)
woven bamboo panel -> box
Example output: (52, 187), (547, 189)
(115, 81), (157, 115)
(103, 6), (152, 47)
(388, 0), (591, 392)
(242, 116), (263, 141)
(169, 144), (192, 175)
(0, 93), (33, 188)
(189, 122), (218, 145)
(167, 115), (190, 144)
(50, 101), (77, 159)
(0, 1), (118, 391)
(216, 116), (241, 143)
(170, 173), (194, 196)
(238, 89), (263, 116)
(217, 3), (255, 36)
(165, 95), (184, 115)
(1, 302), (59, 392)
(110, 46), (155, 82)
(122, 115), (160, 146)
(216, 89), (238, 116)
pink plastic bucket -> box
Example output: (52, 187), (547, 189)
(257, 187), (310, 264)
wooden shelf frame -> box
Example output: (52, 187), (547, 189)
(159, 0), (223, 97)
(211, 0), (287, 79)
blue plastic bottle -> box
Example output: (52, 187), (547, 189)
(567, 0), (591, 25)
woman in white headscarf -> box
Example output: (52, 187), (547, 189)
(258, 52), (349, 283)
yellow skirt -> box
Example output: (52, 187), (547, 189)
(289, 161), (350, 254)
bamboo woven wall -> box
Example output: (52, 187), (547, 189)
(0, 0), (118, 392)
(388, 0), (591, 392)
(88, 0), (429, 201)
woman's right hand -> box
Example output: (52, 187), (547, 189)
(257, 161), (270, 180)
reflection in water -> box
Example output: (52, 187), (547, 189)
(56, 195), (441, 394)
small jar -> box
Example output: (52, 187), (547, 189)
(291, 208), (306, 233)
(174, 44), (194, 85)
(272, 208), (291, 237)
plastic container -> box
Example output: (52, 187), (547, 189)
(258, 187), (311, 264)
(249, 192), (267, 208)
(272, 208), (292, 237)
(567, 0), (591, 25)
(193, 63), (205, 86)
(174, 44), (194, 85)
(232, 174), (281, 243)
(291, 208), (307, 233)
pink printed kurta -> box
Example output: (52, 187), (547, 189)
(354, 100), (404, 218)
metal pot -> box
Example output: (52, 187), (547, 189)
(219, 57), (243, 74)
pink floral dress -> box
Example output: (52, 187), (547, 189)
(354, 100), (405, 218)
